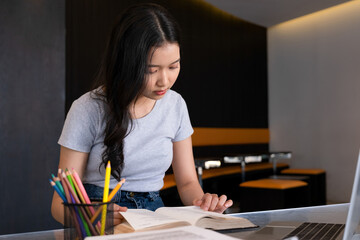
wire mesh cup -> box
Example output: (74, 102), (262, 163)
(63, 201), (114, 240)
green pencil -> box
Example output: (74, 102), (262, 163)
(65, 168), (77, 196)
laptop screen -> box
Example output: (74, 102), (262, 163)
(342, 151), (360, 239)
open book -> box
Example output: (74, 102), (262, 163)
(114, 206), (257, 233)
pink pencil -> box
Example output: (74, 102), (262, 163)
(72, 168), (101, 232)
(72, 169), (95, 211)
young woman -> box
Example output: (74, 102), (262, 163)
(51, 3), (233, 225)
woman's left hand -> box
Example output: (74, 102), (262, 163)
(193, 193), (233, 213)
(113, 204), (128, 226)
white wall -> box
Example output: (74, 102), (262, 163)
(268, 1), (360, 203)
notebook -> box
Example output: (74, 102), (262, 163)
(237, 151), (360, 240)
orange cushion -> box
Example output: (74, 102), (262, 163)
(240, 179), (308, 189)
(281, 168), (325, 175)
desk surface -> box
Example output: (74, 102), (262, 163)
(0, 203), (349, 240)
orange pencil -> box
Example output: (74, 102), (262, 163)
(90, 179), (125, 223)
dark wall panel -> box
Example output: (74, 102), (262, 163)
(0, 0), (65, 234)
(0, 0), (267, 235)
(171, 1), (268, 128)
(66, 0), (267, 129)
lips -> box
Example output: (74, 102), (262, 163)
(155, 89), (167, 95)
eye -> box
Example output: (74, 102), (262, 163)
(169, 64), (179, 70)
(147, 67), (157, 74)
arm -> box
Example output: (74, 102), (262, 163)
(51, 146), (89, 225)
(172, 136), (233, 213)
(51, 146), (126, 225)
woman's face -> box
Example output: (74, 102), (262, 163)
(142, 42), (180, 100)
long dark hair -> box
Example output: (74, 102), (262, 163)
(92, 3), (181, 181)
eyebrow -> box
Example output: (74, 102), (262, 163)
(148, 58), (180, 67)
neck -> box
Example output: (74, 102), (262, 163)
(130, 96), (156, 119)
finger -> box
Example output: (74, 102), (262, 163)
(192, 198), (202, 206)
(200, 193), (213, 211)
(114, 210), (125, 219)
(118, 206), (128, 212)
(214, 199), (233, 213)
(113, 204), (121, 210)
(208, 194), (219, 211)
(113, 211), (125, 226)
(216, 195), (227, 208)
(213, 195), (228, 213)
(225, 199), (233, 208)
(113, 204), (128, 212)
(113, 217), (123, 226)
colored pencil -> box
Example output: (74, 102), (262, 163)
(72, 178), (93, 228)
(62, 172), (98, 236)
(57, 169), (65, 193)
(90, 178), (125, 223)
(52, 172), (64, 195)
(72, 168), (101, 233)
(64, 167), (92, 235)
(68, 169), (92, 218)
(65, 169), (77, 196)
(101, 161), (111, 235)
(72, 168), (94, 206)
(109, 178), (126, 200)
(60, 170), (83, 239)
(49, 179), (67, 203)
(70, 169), (91, 213)
(71, 193), (88, 238)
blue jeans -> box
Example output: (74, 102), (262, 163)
(83, 184), (164, 211)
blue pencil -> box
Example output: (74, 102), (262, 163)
(49, 179), (67, 203)
(52, 172), (65, 195)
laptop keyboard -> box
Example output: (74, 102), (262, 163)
(283, 222), (345, 240)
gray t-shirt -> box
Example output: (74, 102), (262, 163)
(58, 89), (194, 191)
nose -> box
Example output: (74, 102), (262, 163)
(156, 69), (168, 87)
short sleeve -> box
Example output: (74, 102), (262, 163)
(173, 96), (194, 142)
(58, 95), (100, 153)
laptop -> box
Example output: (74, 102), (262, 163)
(237, 151), (360, 240)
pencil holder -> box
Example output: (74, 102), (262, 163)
(63, 201), (114, 240)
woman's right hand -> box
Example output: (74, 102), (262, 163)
(113, 204), (128, 225)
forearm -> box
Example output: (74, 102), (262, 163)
(51, 193), (65, 225)
(51, 147), (89, 225)
(177, 179), (204, 206)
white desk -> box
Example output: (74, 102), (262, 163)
(0, 203), (349, 239)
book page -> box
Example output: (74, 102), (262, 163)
(155, 206), (238, 225)
(85, 225), (240, 240)
(154, 206), (214, 225)
(155, 206), (257, 230)
(196, 217), (257, 230)
(119, 209), (184, 231)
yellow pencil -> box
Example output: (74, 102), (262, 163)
(101, 161), (111, 235)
